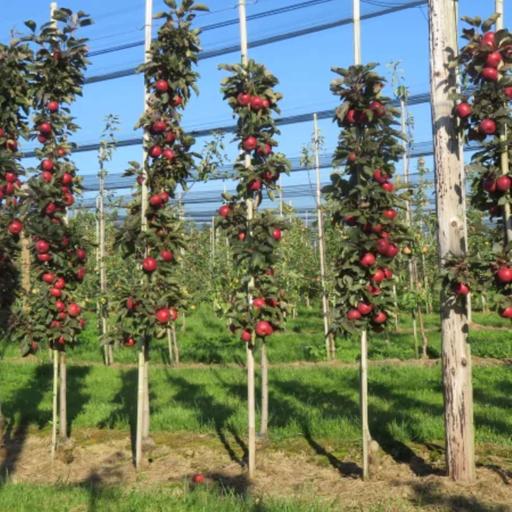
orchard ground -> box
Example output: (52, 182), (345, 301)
(0, 306), (511, 511)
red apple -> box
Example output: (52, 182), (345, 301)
(381, 181), (394, 192)
(481, 67), (498, 82)
(149, 145), (162, 158)
(367, 284), (381, 296)
(55, 301), (65, 312)
(50, 288), (62, 298)
(127, 297), (137, 310)
(76, 267), (86, 281)
(161, 249), (174, 262)
(373, 311), (388, 324)
(373, 169), (388, 184)
(483, 177), (497, 193)
(372, 269), (385, 283)
(159, 191), (170, 203)
(505, 86), (512, 100)
(360, 252), (376, 267)
(61, 173), (73, 185)
(38, 122), (52, 135)
(170, 308), (178, 321)
(376, 238), (390, 255)
(272, 228), (282, 241)
(347, 309), (362, 321)
(454, 282), (470, 296)
(47, 101), (59, 112)
(385, 244), (399, 258)
(242, 136), (257, 151)
(481, 31), (496, 49)
(248, 179), (261, 191)
(250, 96), (264, 110)
(496, 175), (511, 192)
(165, 131), (176, 143)
(383, 209), (397, 220)
(8, 219), (23, 235)
(42, 272), (55, 284)
(76, 248), (87, 261)
(500, 306), (512, 318)
(369, 100), (385, 117)
(241, 329), (252, 342)
(497, 266), (512, 283)
(41, 159), (54, 172)
(35, 240), (50, 253)
(155, 79), (169, 92)
(155, 308), (171, 324)
(192, 473), (205, 484)
(455, 102), (472, 118)
(237, 92), (251, 106)
(479, 118), (497, 135)
(41, 171), (53, 183)
(344, 109), (356, 124)
(149, 194), (162, 207)
(162, 148), (175, 160)
(357, 302), (373, 315)
(172, 95), (183, 107)
(255, 320), (273, 337)
(37, 253), (52, 263)
(124, 337), (136, 347)
(152, 120), (167, 133)
(54, 277), (66, 289)
(383, 267), (393, 280)
(143, 257), (158, 272)
(252, 297), (266, 309)
(238, 232), (246, 241)
(68, 303), (81, 317)
(486, 51), (503, 68)
(5, 172), (17, 183)
(218, 205), (230, 218)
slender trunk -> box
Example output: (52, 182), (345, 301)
(135, 347), (145, 469)
(59, 351), (67, 439)
(392, 284), (399, 331)
(428, 0), (475, 482)
(418, 308), (429, 359)
(142, 343), (150, 440)
(167, 328), (173, 365)
(247, 343), (256, 478)
(260, 342), (268, 436)
(51, 349), (59, 458)
(360, 329), (370, 480)
(181, 312), (186, 333)
(412, 312), (419, 359)
(172, 323), (180, 365)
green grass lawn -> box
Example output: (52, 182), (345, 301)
(1, 304), (511, 366)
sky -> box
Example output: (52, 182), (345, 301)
(1, 0), (509, 223)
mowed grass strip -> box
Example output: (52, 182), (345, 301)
(0, 361), (510, 449)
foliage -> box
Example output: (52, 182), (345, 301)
(217, 59), (291, 344)
(323, 64), (409, 335)
(10, 8), (91, 355)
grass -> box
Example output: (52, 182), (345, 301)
(0, 483), (341, 512)
(0, 360), (511, 448)
(1, 304), (511, 366)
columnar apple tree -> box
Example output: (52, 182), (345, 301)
(116, 1), (205, 463)
(217, 59), (289, 443)
(0, 39), (32, 325)
(13, 10), (91, 443)
(453, 17), (512, 317)
(324, 64), (407, 334)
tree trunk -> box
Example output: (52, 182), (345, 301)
(142, 343), (150, 440)
(412, 311), (419, 358)
(171, 324), (180, 365)
(167, 328), (173, 365)
(428, 0), (475, 482)
(360, 329), (370, 480)
(59, 351), (67, 440)
(392, 284), (399, 331)
(418, 308), (429, 359)
(260, 341), (268, 436)
(51, 349), (59, 458)
(135, 347), (145, 469)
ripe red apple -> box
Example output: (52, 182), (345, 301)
(367, 284), (381, 296)
(61, 173), (73, 185)
(454, 282), (470, 296)
(238, 232), (246, 241)
(55, 300), (65, 312)
(241, 329), (252, 342)
(56, 146), (68, 157)
(272, 228), (282, 241)
(8, 219), (23, 235)
(165, 131), (176, 144)
(192, 473), (205, 484)
(345, 109), (356, 124)
(383, 209), (397, 220)
(381, 181), (394, 192)
(161, 249), (174, 262)
(42, 272), (55, 284)
(143, 257), (158, 272)
(481, 67), (498, 81)
(38, 122), (52, 135)
(37, 134), (47, 144)
(37, 253), (52, 263)
(262, 99), (270, 109)
(347, 309), (362, 321)
(486, 51), (503, 68)
(255, 320), (273, 337)
(455, 102), (472, 118)
(45, 202), (57, 215)
(371, 224), (383, 234)
(479, 119), (497, 135)
(162, 148), (175, 160)
(373, 311), (387, 324)
(497, 266), (512, 283)
(159, 191), (170, 203)
(5, 171), (17, 183)
(483, 177), (497, 193)
(250, 96), (264, 110)
(172, 95), (183, 107)
(35, 240), (50, 253)
(252, 297), (266, 309)
(242, 136), (257, 151)
(257, 143), (272, 156)
(0, 127), (4, 137)
(218, 205), (230, 218)
(383, 267), (393, 280)
(41, 171), (53, 183)
(124, 337), (136, 347)
(347, 152), (357, 163)
(6, 139), (18, 151)
(54, 277), (66, 289)
(369, 100), (385, 117)
(50, 288), (62, 298)
(63, 193), (74, 206)
(248, 179), (261, 191)
(76, 248), (87, 261)
(149, 145), (162, 158)
(373, 169), (388, 184)
(360, 252), (376, 267)
(237, 92), (251, 106)
(149, 194), (162, 207)
(155, 308), (171, 324)
(155, 79), (169, 92)
(481, 31), (496, 49)
(505, 87), (512, 100)
(68, 303), (81, 317)
(376, 238), (390, 255)
(357, 302), (373, 315)
(385, 244), (399, 258)
(47, 101), (59, 112)
(371, 269), (385, 283)
(496, 175), (511, 192)
(127, 297), (137, 310)
(41, 159), (54, 172)
(500, 306), (512, 318)
(152, 120), (167, 133)
(169, 308), (178, 321)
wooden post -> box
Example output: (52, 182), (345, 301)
(427, 0), (475, 482)
(313, 113), (335, 360)
(259, 341), (268, 436)
(59, 352), (67, 439)
(353, 0), (370, 481)
(135, 0), (153, 470)
(51, 348), (59, 459)
(239, 0), (256, 479)
(496, 0), (512, 242)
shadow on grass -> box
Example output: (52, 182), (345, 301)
(98, 368), (138, 462)
(410, 481), (510, 511)
(165, 370), (249, 479)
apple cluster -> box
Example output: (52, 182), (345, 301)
(117, 3), (204, 347)
(11, 9), (92, 354)
(217, 60), (290, 344)
(324, 64), (409, 334)
(455, 17), (512, 318)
